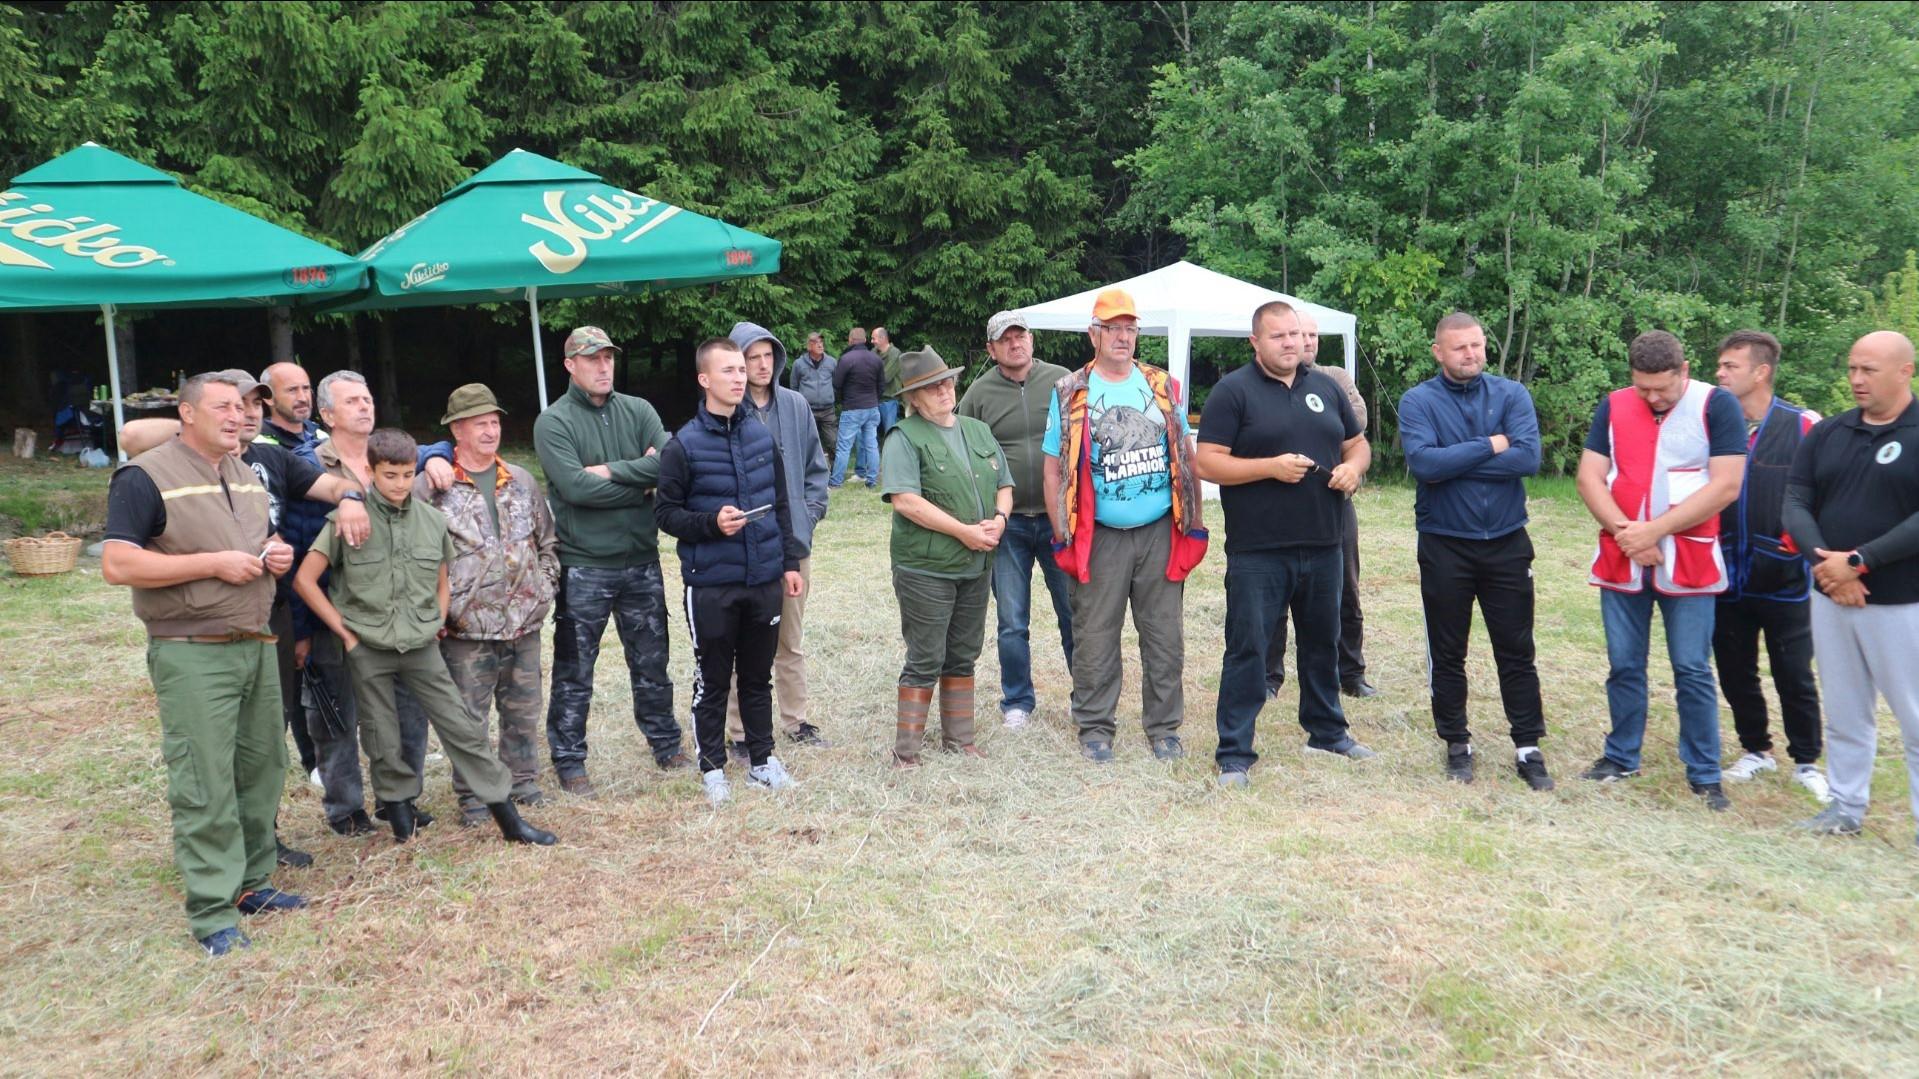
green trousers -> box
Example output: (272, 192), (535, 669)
(148, 638), (285, 938)
(346, 643), (511, 804)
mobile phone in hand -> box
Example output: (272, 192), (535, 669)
(739, 503), (774, 522)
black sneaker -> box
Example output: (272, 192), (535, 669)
(1445, 743), (1475, 784)
(1151, 736), (1185, 761)
(1692, 782), (1732, 812)
(1515, 751), (1555, 791)
(1580, 757), (1639, 783)
(276, 838), (313, 869)
(236, 887), (308, 915)
(788, 723), (831, 748)
(1081, 740), (1115, 764)
(1341, 680), (1380, 699)
(198, 926), (251, 957)
(328, 809), (377, 836)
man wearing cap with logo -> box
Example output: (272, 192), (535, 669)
(102, 371), (309, 957)
(1043, 288), (1208, 764)
(1199, 301), (1373, 788)
(959, 310), (1074, 730)
(788, 332), (840, 455)
(410, 384), (560, 825)
(535, 326), (688, 794)
(1786, 330), (1919, 842)
(1576, 330), (1746, 810)
(882, 345), (1015, 764)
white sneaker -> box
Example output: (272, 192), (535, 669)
(1002, 708), (1032, 731)
(1723, 752), (1777, 781)
(308, 768), (324, 790)
(703, 768), (731, 807)
(747, 755), (796, 791)
(1794, 764), (1833, 805)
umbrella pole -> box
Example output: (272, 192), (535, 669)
(103, 303), (128, 463)
(529, 288), (550, 412)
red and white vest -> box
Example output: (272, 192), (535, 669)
(1589, 379), (1729, 595)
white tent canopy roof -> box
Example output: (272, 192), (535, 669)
(1012, 260), (1357, 341)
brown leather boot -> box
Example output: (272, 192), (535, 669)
(894, 685), (933, 767)
(939, 675), (984, 757)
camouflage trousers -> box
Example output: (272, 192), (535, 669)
(441, 634), (545, 808)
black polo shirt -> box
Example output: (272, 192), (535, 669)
(1787, 398), (1919, 605)
(1197, 362), (1361, 552)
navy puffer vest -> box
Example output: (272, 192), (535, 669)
(674, 404), (784, 587)
(1719, 397), (1811, 602)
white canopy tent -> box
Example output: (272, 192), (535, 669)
(1011, 260), (1358, 410)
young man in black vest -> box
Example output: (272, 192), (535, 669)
(1711, 330), (1829, 803)
(655, 338), (807, 806)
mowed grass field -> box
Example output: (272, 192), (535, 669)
(2, 467), (1917, 1075)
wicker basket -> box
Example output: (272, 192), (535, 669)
(4, 531), (84, 576)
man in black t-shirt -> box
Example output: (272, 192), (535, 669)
(1196, 301), (1373, 788)
(1783, 330), (1919, 841)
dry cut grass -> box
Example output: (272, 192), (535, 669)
(1, 482), (1917, 1076)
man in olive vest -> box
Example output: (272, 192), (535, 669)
(103, 372), (310, 957)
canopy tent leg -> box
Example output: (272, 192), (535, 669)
(528, 288), (551, 412)
(1166, 317), (1192, 414)
(103, 303), (128, 463)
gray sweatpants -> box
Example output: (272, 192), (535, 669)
(1809, 594), (1919, 825)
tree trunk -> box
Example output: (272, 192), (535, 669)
(375, 316), (401, 425)
(7, 315), (43, 424)
(113, 315), (139, 392)
(267, 307), (295, 366)
(344, 316), (364, 373)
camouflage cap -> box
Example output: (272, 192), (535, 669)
(986, 310), (1029, 342)
(441, 383), (506, 425)
(213, 368), (271, 400)
(564, 326), (622, 358)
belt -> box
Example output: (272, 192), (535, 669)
(153, 631), (279, 644)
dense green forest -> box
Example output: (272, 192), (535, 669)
(5, 1), (1919, 468)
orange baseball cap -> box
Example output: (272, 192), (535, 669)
(1092, 288), (1139, 322)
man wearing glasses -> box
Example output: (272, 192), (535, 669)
(1043, 289), (1209, 764)
(1196, 300), (1374, 788)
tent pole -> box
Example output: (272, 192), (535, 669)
(529, 288), (549, 411)
(1166, 317), (1192, 414)
(104, 303), (128, 463)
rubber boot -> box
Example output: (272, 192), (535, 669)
(488, 801), (557, 846)
(894, 685), (933, 767)
(938, 675), (984, 757)
(381, 799), (416, 843)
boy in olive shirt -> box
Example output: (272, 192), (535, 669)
(294, 429), (558, 847)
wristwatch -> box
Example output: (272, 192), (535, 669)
(1847, 550), (1869, 573)
(340, 490), (365, 503)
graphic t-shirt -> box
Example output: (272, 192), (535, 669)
(1043, 366), (1187, 529)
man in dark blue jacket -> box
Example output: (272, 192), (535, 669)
(655, 338), (806, 807)
(1398, 312), (1552, 789)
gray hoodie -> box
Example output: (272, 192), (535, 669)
(729, 321), (830, 554)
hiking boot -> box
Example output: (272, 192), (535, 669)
(1001, 708), (1032, 731)
(559, 772), (597, 798)
(1514, 749), (1555, 791)
(328, 809), (376, 836)
(1151, 736), (1186, 761)
(728, 741), (750, 765)
(1081, 740), (1115, 764)
(1218, 769), (1250, 790)
(747, 756), (797, 790)
(488, 801), (557, 845)
(1795, 804), (1863, 836)
(703, 768), (732, 806)
(1445, 742), (1475, 784)
(1724, 752), (1777, 781)
(276, 838), (313, 869)
(657, 750), (695, 771)
(236, 887), (308, 915)
(1580, 756), (1639, 783)
(198, 927), (251, 957)
(1306, 739), (1377, 761)
(1691, 782), (1732, 812)
(788, 723), (832, 748)
(1341, 680), (1380, 700)
(1793, 764), (1833, 805)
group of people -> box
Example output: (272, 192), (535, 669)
(102, 285), (1919, 957)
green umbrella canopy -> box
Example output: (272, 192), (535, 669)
(334, 148), (781, 310)
(0, 142), (365, 311)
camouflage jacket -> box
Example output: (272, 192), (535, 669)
(412, 457), (560, 641)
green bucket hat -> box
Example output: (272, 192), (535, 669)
(895, 345), (964, 396)
(441, 383), (507, 425)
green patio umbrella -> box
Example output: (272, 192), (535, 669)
(333, 148), (782, 409)
(0, 143), (367, 458)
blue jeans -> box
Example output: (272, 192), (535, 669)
(1599, 588), (1722, 785)
(831, 406), (880, 486)
(1216, 546), (1350, 772)
(991, 513), (1075, 714)
(879, 399), (900, 435)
